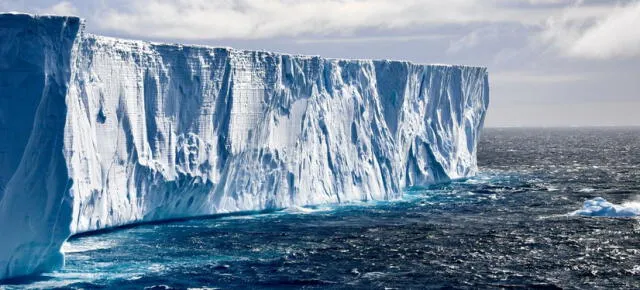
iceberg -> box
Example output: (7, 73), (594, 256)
(0, 13), (489, 279)
(570, 197), (640, 218)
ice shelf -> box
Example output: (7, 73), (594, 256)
(0, 13), (489, 279)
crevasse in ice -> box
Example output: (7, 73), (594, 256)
(0, 13), (489, 279)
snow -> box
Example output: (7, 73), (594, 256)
(570, 197), (640, 218)
(0, 13), (489, 280)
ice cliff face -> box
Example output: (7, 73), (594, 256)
(0, 14), (489, 279)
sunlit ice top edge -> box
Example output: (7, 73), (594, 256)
(1, 12), (488, 72)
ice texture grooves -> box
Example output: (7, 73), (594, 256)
(0, 14), (489, 279)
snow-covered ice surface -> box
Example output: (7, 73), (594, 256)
(569, 197), (640, 217)
(0, 13), (489, 279)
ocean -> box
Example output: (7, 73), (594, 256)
(6, 127), (640, 289)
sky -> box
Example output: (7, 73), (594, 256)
(2, 0), (639, 127)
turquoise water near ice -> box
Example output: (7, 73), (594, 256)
(5, 128), (640, 289)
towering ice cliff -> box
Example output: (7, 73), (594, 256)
(0, 13), (489, 279)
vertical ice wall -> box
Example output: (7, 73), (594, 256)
(0, 13), (489, 280)
(0, 14), (80, 279)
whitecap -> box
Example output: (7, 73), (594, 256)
(546, 186), (560, 192)
(282, 205), (333, 214)
(62, 239), (118, 254)
(578, 187), (596, 193)
(149, 263), (167, 272)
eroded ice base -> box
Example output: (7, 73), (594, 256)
(0, 13), (489, 279)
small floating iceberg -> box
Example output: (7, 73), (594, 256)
(570, 197), (640, 217)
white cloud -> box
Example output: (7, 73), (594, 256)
(93, 0), (604, 40)
(39, 1), (78, 16)
(569, 1), (640, 59)
(541, 0), (640, 59)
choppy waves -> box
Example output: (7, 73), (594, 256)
(4, 128), (640, 289)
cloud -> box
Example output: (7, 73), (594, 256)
(447, 29), (484, 54)
(39, 1), (78, 16)
(295, 34), (453, 44)
(447, 26), (503, 54)
(491, 70), (588, 84)
(93, 0), (603, 40)
(541, 0), (640, 59)
(569, 1), (640, 58)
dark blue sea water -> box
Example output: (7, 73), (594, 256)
(6, 128), (640, 289)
